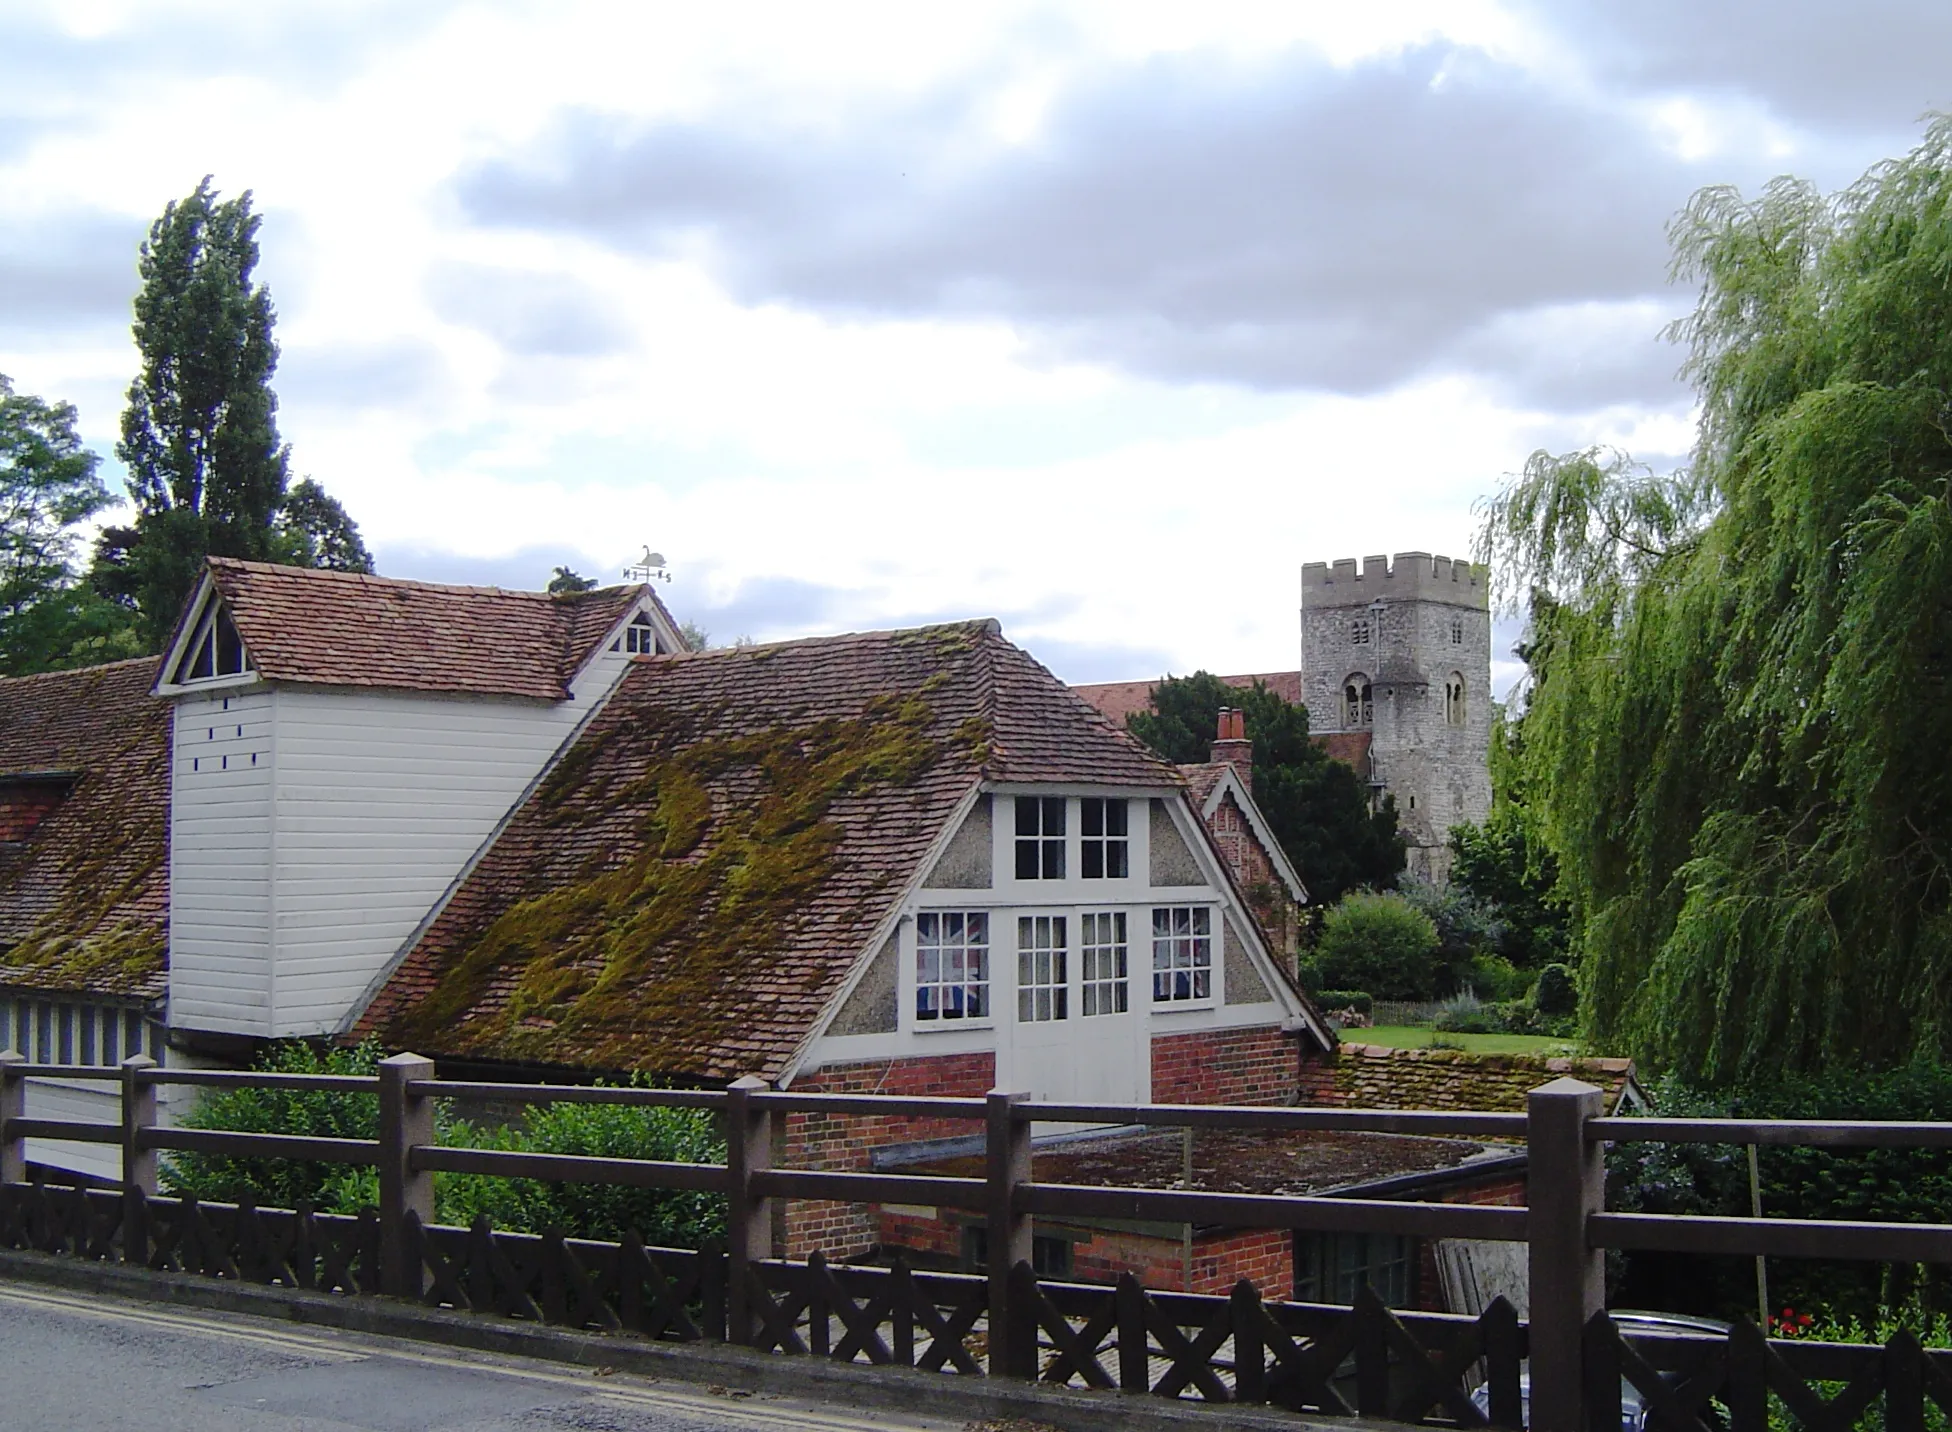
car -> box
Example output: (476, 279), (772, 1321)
(1470, 1309), (1733, 1431)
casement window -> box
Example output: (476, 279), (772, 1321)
(1014, 796), (1065, 880)
(1349, 616), (1371, 646)
(1081, 911), (1129, 1015)
(1151, 906), (1213, 1003)
(1344, 677), (1373, 728)
(1080, 798), (1129, 879)
(1017, 915), (1068, 1022)
(175, 604), (250, 683)
(1294, 1231), (1417, 1308)
(614, 611), (659, 655)
(915, 911), (990, 1022)
(1445, 674), (1466, 728)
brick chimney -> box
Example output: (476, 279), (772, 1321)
(1209, 708), (1252, 777)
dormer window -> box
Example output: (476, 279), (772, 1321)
(613, 611), (660, 655)
(174, 604), (250, 684)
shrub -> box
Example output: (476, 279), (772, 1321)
(1398, 876), (1510, 992)
(1533, 962), (1577, 1016)
(1464, 952), (1531, 1002)
(163, 1041), (726, 1248)
(1314, 990), (1372, 1014)
(1316, 890), (1440, 1000)
(1433, 990), (1503, 1034)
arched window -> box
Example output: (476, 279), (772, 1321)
(1343, 677), (1373, 728)
(1445, 673), (1466, 727)
(1349, 616), (1371, 646)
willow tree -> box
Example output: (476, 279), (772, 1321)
(1479, 117), (1952, 1084)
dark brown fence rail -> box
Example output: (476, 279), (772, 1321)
(1, 1054), (1950, 1432)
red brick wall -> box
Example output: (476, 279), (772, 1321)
(0, 782), (67, 842)
(1151, 1024), (1298, 1105)
(1204, 793), (1301, 954)
(781, 1050), (995, 1258)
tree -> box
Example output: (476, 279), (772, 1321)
(1314, 890), (1440, 1000)
(547, 565), (597, 594)
(1476, 117), (1952, 1083)
(95, 177), (371, 644)
(1127, 672), (1405, 904)
(0, 375), (139, 674)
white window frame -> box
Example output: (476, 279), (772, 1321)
(1013, 796), (1066, 881)
(1016, 914), (1069, 1023)
(1150, 905), (1215, 1006)
(914, 910), (993, 1027)
(1080, 910), (1130, 1016)
(171, 602), (252, 686)
(1080, 797), (1129, 880)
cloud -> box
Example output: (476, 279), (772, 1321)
(0, 212), (142, 333)
(279, 338), (452, 414)
(1525, 0), (1952, 138)
(425, 263), (633, 358)
(456, 42), (1712, 406)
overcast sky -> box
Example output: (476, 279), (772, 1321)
(3, 1), (1947, 691)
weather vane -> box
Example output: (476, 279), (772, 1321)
(624, 547), (671, 584)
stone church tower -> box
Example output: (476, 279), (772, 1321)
(1299, 552), (1492, 883)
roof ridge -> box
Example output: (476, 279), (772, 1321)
(0, 656), (161, 688)
(629, 617), (1003, 666)
(205, 556), (643, 606)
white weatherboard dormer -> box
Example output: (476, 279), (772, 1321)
(157, 560), (686, 1041)
(795, 783), (1327, 1105)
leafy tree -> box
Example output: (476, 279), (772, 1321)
(1448, 811), (1569, 968)
(1476, 117), (1952, 1083)
(678, 619), (709, 650)
(0, 375), (140, 674)
(275, 478), (372, 573)
(547, 565), (597, 594)
(94, 178), (370, 644)
(1126, 671), (1405, 904)
(1314, 890), (1440, 1000)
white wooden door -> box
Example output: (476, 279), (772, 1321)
(1005, 909), (1146, 1107)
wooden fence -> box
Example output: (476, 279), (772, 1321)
(2, 1053), (1952, 1432)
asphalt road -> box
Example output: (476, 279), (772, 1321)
(0, 1283), (970, 1431)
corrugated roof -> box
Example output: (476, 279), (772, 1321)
(355, 619), (1179, 1079)
(0, 659), (170, 1000)
(180, 558), (656, 700)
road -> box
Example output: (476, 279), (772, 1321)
(0, 1282), (977, 1432)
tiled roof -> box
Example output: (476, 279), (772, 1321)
(0, 659), (170, 1000)
(1177, 763), (1226, 806)
(356, 620), (1179, 1080)
(1072, 671), (1304, 727)
(181, 559), (656, 700)
(1314, 1043), (1642, 1115)
(1316, 730), (1373, 773)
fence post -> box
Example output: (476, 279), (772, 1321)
(378, 1052), (435, 1299)
(986, 1087), (1034, 1379)
(1528, 1076), (1605, 1432)
(724, 1075), (773, 1345)
(0, 1050), (23, 1185)
(120, 1054), (158, 1263)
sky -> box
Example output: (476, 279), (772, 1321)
(3, 2), (1949, 693)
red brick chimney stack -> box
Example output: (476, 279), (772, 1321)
(1210, 708), (1252, 777)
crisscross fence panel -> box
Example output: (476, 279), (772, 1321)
(5, 1051), (1952, 1431)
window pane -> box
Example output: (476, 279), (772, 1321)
(1105, 800), (1127, 836)
(1041, 840), (1064, 880)
(1042, 797), (1066, 834)
(1081, 799), (1103, 837)
(1016, 841), (1040, 879)
(1082, 843), (1103, 879)
(1106, 843), (1128, 879)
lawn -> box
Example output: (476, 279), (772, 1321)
(1346, 1025), (1582, 1056)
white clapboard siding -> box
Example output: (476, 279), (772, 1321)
(0, 997), (172, 1183)
(168, 689), (275, 1033)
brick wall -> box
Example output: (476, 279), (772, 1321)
(0, 781), (68, 842)
(781, 1050), (995, 1257)
(1151, 1024), (1298, 1106)
(1204, 793), (1301, 954)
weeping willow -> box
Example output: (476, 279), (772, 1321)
(1479, 117), (1952, 1084)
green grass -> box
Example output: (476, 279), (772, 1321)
(1347, 1025), (1582, 1056)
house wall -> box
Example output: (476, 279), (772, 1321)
(168, 637), (639, 1039)
(1151, 1024), (1299, 1105)
(1203, 791), (1302, 956)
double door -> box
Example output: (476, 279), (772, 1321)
(1002, 909), (1147, 1107)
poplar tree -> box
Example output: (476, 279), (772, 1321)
(1478, 117), (1952, 1083)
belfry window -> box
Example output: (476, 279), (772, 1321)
(1445, 674), (1466, 727)
(1450, 616), (1464, 645)
(174, 604), (250, 684)
(1343, 677), (1373, 728)
(1350, 616), (1370, 646)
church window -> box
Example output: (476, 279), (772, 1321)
(1343, 677), (1373, 728)
(1350, 616), (1370, 645)
(1450, 616), (1464, 645)
(1017, 915), (1068, 1022)
(1080, 798), (1128, 878)
(1015, 796), (1066, 880)
(916, 911), (989, 1022)
(174, 604), (250, 684)
(1081, 911), (1129, 1015)
(1151, 906), (1212, 1003)
(1445, 674), (1466, 727)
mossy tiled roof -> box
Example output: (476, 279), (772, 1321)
(1323, 1042), (1641, 1114)
(0, 658), (170, 1000)
(356, 619), (1178, 1080)
(183, 558), (658, 700)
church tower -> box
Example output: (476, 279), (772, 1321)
(1299, 552), (1491, 883)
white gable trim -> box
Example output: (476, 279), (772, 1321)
(574, 589), (687, 679)
(153, 574), (260, 697)
(1198, 766), (1310, 906)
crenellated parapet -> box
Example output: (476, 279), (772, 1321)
(1302, 552), (1488, 609)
